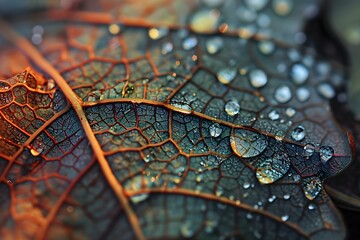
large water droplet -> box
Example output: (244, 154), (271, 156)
(244, 0), (269, 11)
(258, 40), (275, 55)
(249, 69), (268, 88)
(291, 125), (305, 141)
(317, 83), (335, 99)
(209, 123), (222, 137)
(290, 63), (309, 85)
(303, 178), (322, 200)
(268, 109), (280, 120)
(217, 68), (237, 84)
(225, 99), (240, 116)
(304, 143), (315, 157)
(256, 152), (290, 184)
(274, 85), (292, 103)
(231, 129), (268, 158)
(206, 37), (224, 54)
(319, 146), (334, 163)
(183, 36), (198, 50)
(296, 87), (310, 102)
(190, 9), (220, 33)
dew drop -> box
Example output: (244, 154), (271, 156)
(209, 123), (222, 138)
(290, 63), (309, 85)
(291, 125), (305, 141)
(130, 193), (149, 204)
(303, 178), (322, 200)
(256, 152), (290, 184)
(283, 194), (291, 200)
(244, 0), (269, 11)
(285, 107), (296, 117)
(231, 129), (268, 158)
(319, 146), (334, 163)
(180, 222), (194, 238)
(161, 42), (173, 54)
(190, 9), (220, 33)
(108, 24), (121, 35)
(206, 37), (224, 54)
(225, 99), (240, 116)
(243, 182), (251, 189)
(304, 143), (315, 157)
(148, 27), (169, 40)
(258, 40), (275, 55)
(268, 109), (280, 121)
(272, 0), (293, 16)
(183, 36), (198, 50)
(296, 87), (310, 102)
(274, 85), (292, 103)
(317, 83), (335, 99)
(268, 195), (276, 203)
(217, 68), (237, 84)
(249, 69), (268, 88)
(281, 215), (289, 221)
(308, 203), (316, 210)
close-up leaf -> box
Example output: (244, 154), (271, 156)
(0, 0), (358, 239)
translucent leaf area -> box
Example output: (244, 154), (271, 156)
(0, 0), (354, 239)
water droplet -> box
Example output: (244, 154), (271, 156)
(281, 215), (289, 221)
(258, 40), (275, 55)
(256, 152), (290, 184)
(206, 37), (224, 54)
(272, 0), (293, 16)
(308, 203), (316, 210)
(32, 25), (44, 35)
(246, 213), (253, 219)
(274, 85), (292, 103)
(244, 0), (269, 11)
(268, 195), (276, 203)
(317, 83), (335, 99)
(30, 148), (41, 156)
(319, 146), (334, 163)
(283, 194), (291, 200)
(32, 34), (42, 45)
(243, 182), (251, 189)
(180, 222), (194, 238)
(161, 42), (173, 54)
(296, 87), (310, 102)
(108, 24), (121, 35)
(217, 68), (237, 84)
(183, 36), (198, 50)
(290, 63), (309, 85)
(209, 123), (222, 138)
(303, 178), (322, 200)
(148, 27), (169, 40)
(171, 102), (192, 112)
(249, 69), (268, 88)
(291, 125), (305, 141)
(231, 129), (268, 158)
(285, 107), (296, 117)
(190, 9), (220, 33)
(225, 99), (240, 116)
(268, 109), (280, 120)
(130, 193), (149, 204)
(304, 143), (315, 157)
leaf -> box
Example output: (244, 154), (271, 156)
(0, 1), (353, 240)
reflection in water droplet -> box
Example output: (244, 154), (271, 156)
(206, 37), (224, 54)
(244, 0), (268, 11)
(268, 109), (280, 120)
(303, 178), (322, 200)
(281, 215), (289, 221)
(217, 68), (237, 84)
(209, 123), (222, 138)
(272, 0), (293, 16)
(296, 87), (310, 102)
(231, 129), (268, 158)
(249, 69), (268, 88)
(274, 85), (292, 103)
(291, 125), (305, 141)
(256, 152), (290, 184)
(290, 63), (309, 85)
(190, 9), (220, 33)
(130, 193), (149, 204)
(225, 99), (240, 116)
(319, 146), (334, 163)
(258, 40), (275, 55)
(304, 143), (315, 157)
(317, 83), (335, 99)
(183, 36), (198, 50)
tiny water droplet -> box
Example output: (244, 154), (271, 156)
(258, 40), (275, 55)
(130, 193), (149, 204)
(281, 215), (289, 221)
(209, 123), (222, 138)
(108, 24), (121, 35)
(317, 83), (335, 99)
(291, 125), (305, 141)
(308, 203), (316, 210)
(190, 9), (220, 33)
(161, 42), (173, 54)
(217, 68), (237, 84)
(296, 87), (310, 102)
(283, 194), (290, 200)
(148, 27), (169, 40)
(285, 107), (296, 117)
(225, 99), (240, 116)
(180, 222), (194, 238)
(319, 146), (334, 163)
(183, 36), (198, 50)
(30, 148), (41, 157)
(303, 178), (322, 200)
(272, 0), (293, 16)
(268, 109), (280, 120)
(246, 213), (253, 219)
(268, 195), (276, 203)
(249, 69), (268, 88)
(304, 143), (315, 157)
(290, 63), (309, 85)
(274, 85), (292, 103)
(206, 37), (224, 54)
(243, 182), (251, 189)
